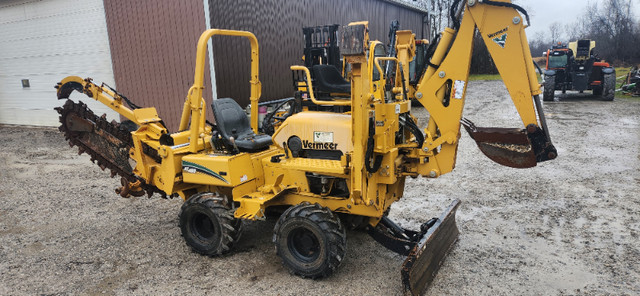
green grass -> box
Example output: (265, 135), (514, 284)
(468, 74), (502, 81)
(614, 67), (637, 99)
(470, 67), (639, 100)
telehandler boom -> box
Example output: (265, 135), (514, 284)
(54, 1), (556, 294)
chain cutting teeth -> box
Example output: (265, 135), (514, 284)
(56, 99), (163, 198)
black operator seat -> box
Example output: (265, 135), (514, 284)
(312, 64), (351, 94)
(211, 98), (272, 152)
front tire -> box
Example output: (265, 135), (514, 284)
(543, 75), (556, 102)
(179, 192), (243, 256)
(273, 202), (346, 278)
(602, 73), (615, 101)
(593, 85), (603, 96)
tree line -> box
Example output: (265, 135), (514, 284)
(528, 0), (639, 66)
(423, 0), (499, 74)
(423, 0), (639, 74)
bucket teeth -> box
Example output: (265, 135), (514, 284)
(461, 117), (537, 168)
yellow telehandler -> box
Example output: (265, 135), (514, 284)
(54, 0), (556, 294)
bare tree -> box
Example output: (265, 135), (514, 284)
(548, 22), (562, 44)
(529, 31), (550, 58)
(577, 0), (638, 64)
(426, 0), (454, 39)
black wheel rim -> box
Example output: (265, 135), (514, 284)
(288, 227), (320, 263)
(192, 212), (215, 241)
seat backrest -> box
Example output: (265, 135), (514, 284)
(312, 65), (351, 93)
(211, 98), (251, 139)
(313, 65), (348, 85)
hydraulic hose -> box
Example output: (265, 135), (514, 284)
(451, 0), (531, 30)
(450, 0), (463, 30)
(424, 34), (441, 69)
(400, 114), (424, 148)
(365, 117), (383, 173)
(483, 0), (530, 26)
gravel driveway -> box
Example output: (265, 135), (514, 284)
(1, 80), (638, 295)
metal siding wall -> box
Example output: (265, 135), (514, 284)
(103, 0), (211, 131)
(209, 0), (425, 106)
(0, 0), (118, 126)
(103, 0), (424, 129)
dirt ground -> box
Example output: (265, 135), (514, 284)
(1, 80), (639, 295)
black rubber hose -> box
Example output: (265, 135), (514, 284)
(365, 117), (383, 173)
(450, 0), (462, 30)
(400, 114), (424, 148)
(533, 61), (543, 76)
(483, 0), (530, 26)
(451, 0), (531, 30)
(261, 98), (298, 135)
(103, 83), (141, 110)
(424, 34), (441, 69)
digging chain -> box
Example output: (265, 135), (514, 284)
(55, 100), (166, 198)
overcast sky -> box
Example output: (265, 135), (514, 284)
(514, 0), (640, 40)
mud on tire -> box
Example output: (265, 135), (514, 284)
(179, 192), (243, 256)
(602, 73), (615, 101)
(543, 75), (556, 102)
(273, 202), (346, 279)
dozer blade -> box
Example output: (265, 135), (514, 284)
(461, 118), (537, 168)
(402, 199), (460, 296)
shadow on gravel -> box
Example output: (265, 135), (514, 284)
(549, 91), (615, 102)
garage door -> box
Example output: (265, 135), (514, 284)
(0, 0), (119, 126)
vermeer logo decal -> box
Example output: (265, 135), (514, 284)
(488, 27), (509, 48)
(302, 140), (338, 150)
(182, 161), (229, 183)
(493, 33), (507, 48)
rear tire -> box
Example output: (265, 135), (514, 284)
(179, 192), (243, 256)
(543, 75), (556, 102)
(273, 202), (346, 279)
(602, 73), (615, 101)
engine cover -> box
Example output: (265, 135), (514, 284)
(272, 111), (352, 155)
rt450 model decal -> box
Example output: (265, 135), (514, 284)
(182, 161), (229, 184)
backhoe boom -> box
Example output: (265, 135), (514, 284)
(391, 0), (556, 177)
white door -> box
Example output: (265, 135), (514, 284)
(0, 0), (119, 126)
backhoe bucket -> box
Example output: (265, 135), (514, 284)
(461, 118), (537, 168)
(401, 199), (460, 296)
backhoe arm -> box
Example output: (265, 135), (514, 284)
(411, 0), (556, 176)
